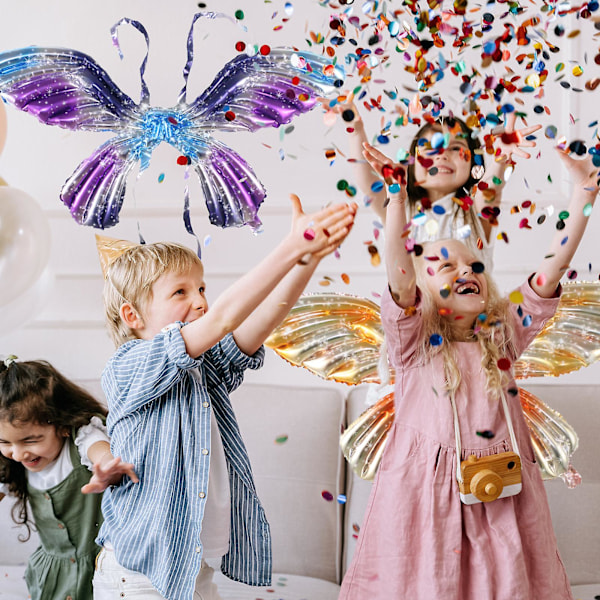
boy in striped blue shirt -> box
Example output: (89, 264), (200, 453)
(92, 196), (356, 600)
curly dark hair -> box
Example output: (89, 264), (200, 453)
(0, 359), (107, 540)
(406, 115), (485, 212)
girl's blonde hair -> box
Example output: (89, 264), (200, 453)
(414, 246), (516, 399)
(103, 242), (202, 347)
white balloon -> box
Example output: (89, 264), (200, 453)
(0, 267), (54, 335)
(0, 186), (52, 307)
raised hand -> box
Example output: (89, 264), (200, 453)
(556, 150), (600, 194)
(325, 95), (363, 127)
(362, 143), (408, 203)
(289, 194), (357, 261)
(491, 113), (542, 162)
(81, 455), (138, 494)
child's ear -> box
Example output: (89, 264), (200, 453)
(119, 303), (144, 331)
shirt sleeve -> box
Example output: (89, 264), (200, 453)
(508, 276), (562, 359)
(380, 284), (424, 371)
(102, 322), (202, 420)
(74, 416), (110, 470)
(205, 333), (265, 394)
(0, 482), (9, 496)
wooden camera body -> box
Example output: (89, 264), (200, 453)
(459, 451), (522, 505)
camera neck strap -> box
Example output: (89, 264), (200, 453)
(450, 390), (520, 484)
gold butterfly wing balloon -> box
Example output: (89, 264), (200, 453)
(266, 282), (600, 482)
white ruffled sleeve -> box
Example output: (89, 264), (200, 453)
(0, 482), (9, 496)
(74, 416), (110, 470)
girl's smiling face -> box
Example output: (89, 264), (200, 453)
(413, 126), (473, 202)
(419, 240), (488, 330)
(0, 421), (66, 472)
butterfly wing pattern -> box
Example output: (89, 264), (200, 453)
(0, 28), (343, 231)
(266, 283), (600, 482)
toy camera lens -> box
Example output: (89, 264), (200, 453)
(507, 461), (515, 469)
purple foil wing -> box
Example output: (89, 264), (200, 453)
(0, 47), (139, 131)
(190, 136), (265, 231)
(184, 48), (344, 133)
(61, 138), (138, 228)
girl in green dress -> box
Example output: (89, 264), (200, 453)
(0, 358), (137, 600)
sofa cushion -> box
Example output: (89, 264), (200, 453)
(524, 384), (600, 586)
(0, 501), (40, 566)
(230, 383), (346, 584)
(213, 571), (340, 599)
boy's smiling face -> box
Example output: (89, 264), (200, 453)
(134, 263), (208, 340)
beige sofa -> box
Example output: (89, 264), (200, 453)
(1, 382), (598, 599)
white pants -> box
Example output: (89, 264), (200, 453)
(93, 545), (222, 600)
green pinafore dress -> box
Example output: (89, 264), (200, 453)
(25, 435), (104, 600)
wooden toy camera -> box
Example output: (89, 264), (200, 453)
(459, 452), (522, 505)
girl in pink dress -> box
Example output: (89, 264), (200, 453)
(339, 148), (598, 600)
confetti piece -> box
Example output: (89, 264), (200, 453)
(476, 430), (495, 439)
(509, 290), (524, 304)
(322, 490), (334, 502)
(429, 333), (443, 346)
(157, 173), (165, 183)
(275, 435), (289, 444)
(497, 358), (511, 371)
(368, 244), (381, 266)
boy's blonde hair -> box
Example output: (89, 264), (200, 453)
(414, 244), (516, 399)
(103, 242), (202, 347)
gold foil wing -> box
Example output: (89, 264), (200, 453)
(266, 293), (391, 385)
(515, 281), (600, 378)
(340, 388), (579, 482)
(268, 284), (598, 482)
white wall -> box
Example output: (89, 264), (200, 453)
(0, 0), (598, 388)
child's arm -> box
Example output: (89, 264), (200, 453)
(530, 151), (599, 298)
(329, 98), (388, 221)
(81, 441), (139, 494)
(232, 196), (357, 355)
(180, 199), (356, 358)
(474, 113), (541, 241)
(363, 143), (417, 308)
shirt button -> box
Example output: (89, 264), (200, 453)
(69, 558), (76, 564)
(44, 493), (50, 500)
(202, 402), (209, 408)
(198, 492), (206, 498)
(201, 448), (209, 455)
(66, 596), (73, 600)
(195, 546), (201, 553)
(58, 523), (65, 529)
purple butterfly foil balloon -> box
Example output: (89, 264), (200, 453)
(0, 13), (345, 233)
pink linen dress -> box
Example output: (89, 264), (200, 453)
(339, 280), (573, 600)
